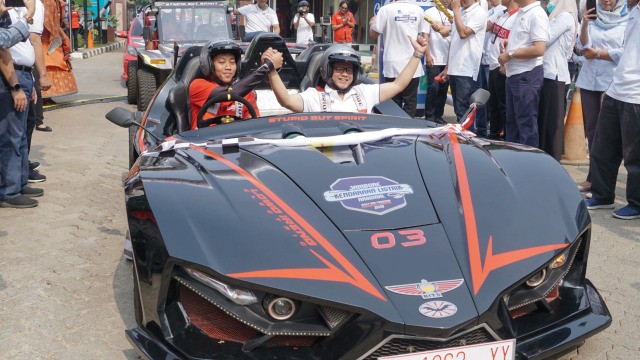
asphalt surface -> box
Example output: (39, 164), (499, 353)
(0, 48), (638, 359)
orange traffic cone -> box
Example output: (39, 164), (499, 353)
(87, 31), (94, 49)
(560, 88), (589, 165)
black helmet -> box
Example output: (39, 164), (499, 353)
(200, 40), (244, 85)
(298, 1), (310, 7)
(319, 44), (360, 93)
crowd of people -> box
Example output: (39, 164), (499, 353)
(213, 0), (639, 220)
(0, 0), (76, 209)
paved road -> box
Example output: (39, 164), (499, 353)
(0, 48), (638, 359)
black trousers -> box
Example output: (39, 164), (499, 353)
(580, 88), (604, 182)
(487, 68), (506, 138)
(72, 28), (79, 50)
(425, 64), (448, 120)
(385, 76), (420, 118)
(590, 95), (640, 210)
(27, 67), (43, 154)
(537, 78), (565, 161)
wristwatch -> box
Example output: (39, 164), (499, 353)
(25, 16), (34, 25)
(413, 51), (424, 59)
(508, 50), (515, 59)
(9, 83), (21, 91)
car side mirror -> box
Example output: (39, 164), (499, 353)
(469, 88), (490, 108)
(106, 107), (136, 128)
(142, 26), (153, 42)
(116, 31), (127, 38)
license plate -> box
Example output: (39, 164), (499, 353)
(379, 339), (515, 360)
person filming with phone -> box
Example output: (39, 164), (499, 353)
(294, 1), (315, 45)
(574, 0), (628, 193)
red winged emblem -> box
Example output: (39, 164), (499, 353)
(386, 279), (464, 299)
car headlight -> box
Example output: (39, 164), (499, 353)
(184, 267), (258, 305)
(126, 45), (137, 56)
(504, 237), (582, 314)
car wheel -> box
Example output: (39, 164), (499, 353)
(127, 61), (138, 104)
(137, 67), (156, 112)
(128, 126), (138, 169)
(132, 260), (143, 325)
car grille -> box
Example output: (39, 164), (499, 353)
(363, 328), (495, 360)
(179, 284), (317, 346)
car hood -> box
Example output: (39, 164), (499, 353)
(138, 131), (587, 330)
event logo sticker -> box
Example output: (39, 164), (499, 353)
(324, 176), (413, 215)
(386, 278), (464, 299)
(419, 301), (458, 318)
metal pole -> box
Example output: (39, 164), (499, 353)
(96, 0), (101, 44)
(67, 0), (72, 47)
(83, 0), (89, 48)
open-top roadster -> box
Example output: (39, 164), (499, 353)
(107, 34), (611, 360)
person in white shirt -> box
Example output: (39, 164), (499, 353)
(424, 0), (453, 123)
(293, 1), (315, 45)
(584, 1), (640, 219)
(234, 0), (280, 42)
(370, 0), (427, 117)
(265, 38), (428, 113)
(537, 0), (577, 161)
(497, 0), (548, 147)
(486, 0), (519, 140)
(438, 0), (488, 125)
(574, 0), (628, 192)
(0, 0), (43, 208)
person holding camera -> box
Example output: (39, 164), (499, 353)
(331, 0), (354, 44)
(294, 1), (314, 45)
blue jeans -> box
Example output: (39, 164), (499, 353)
(0, 69), (33, 200)
(505, 65), (543, 147)
(475, 64), (490, 136)
(449, 75), (479, 130)
(243, 31), (265, 42)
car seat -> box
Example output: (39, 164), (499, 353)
(240, 33), (301, 90)
(167, 56), (205, 132)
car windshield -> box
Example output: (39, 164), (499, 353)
(158, 6), (230, 43)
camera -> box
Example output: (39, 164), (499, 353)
(298, 9), (304, 16)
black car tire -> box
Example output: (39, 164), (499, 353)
(127, 61), (138, 104)
(137, 67), (156, 112)
(128, 126), (138, 169)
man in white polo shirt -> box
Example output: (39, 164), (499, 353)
(424, 0), (453, 123)
(585, 2), (640, 220)
(497, 0), (548, 147)
(234, 0), (280, 42)
(438, 0), (488, 125)
(370, 0), (427, 117)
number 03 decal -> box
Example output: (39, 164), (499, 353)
(371, 230), (426, 249)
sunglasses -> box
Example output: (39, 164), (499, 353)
(341, 6), (348, 10)
(334, 67), (354, 75)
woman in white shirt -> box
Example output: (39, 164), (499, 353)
(537, 0), (578, 161)
(575, 0), (628, 191)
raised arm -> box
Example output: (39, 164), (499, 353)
(265, 49), (304, 112)
(379, 35), (428, 103)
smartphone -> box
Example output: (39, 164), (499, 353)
(586, 0), (597, 13)
(5, 0), (25, 7)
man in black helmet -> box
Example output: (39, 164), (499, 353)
(265, 36), (427, 113)
(189, 40), (282, 129)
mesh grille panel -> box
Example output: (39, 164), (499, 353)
(179, 284), (318, 347)
(363, 328), (495, 360)
(180, 284), (260, 342)
(319, 305), (350, 329)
